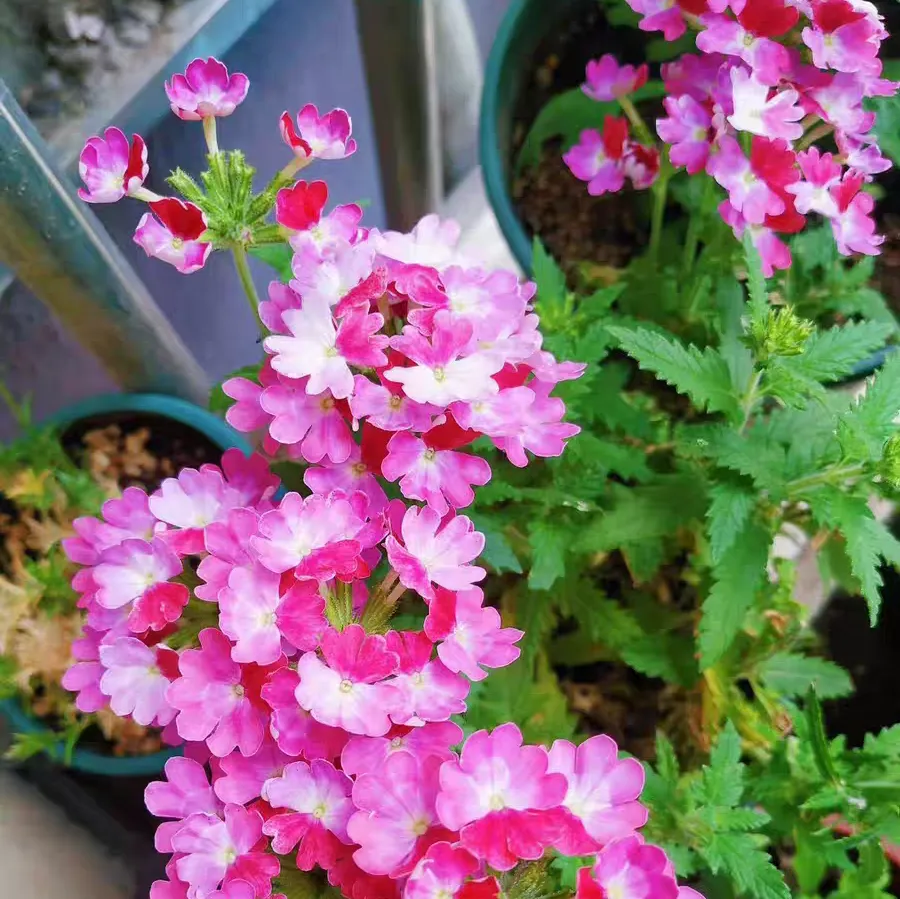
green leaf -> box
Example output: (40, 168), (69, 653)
(744, 232), (770, 330)
(700, 721), (744, 807)
(249, 242), (293, 281)
(528, 520), (569, 591)
(707, 481), (757, 564)
(700, 832), (790, 899)
(514, 589), (556, 666)
(758, 652), (853, 700)
(209, 362), (263, 415)
(607, 325), (739, 418)
(550, 854), (594, 891)
(806, 688), (842, 787)
(840, 350), (900, 452)
(698, 520), (771, 669)
(469, 513), (523, 574)
(869, 90), (900, 166)
(620, 632), (698, 687)
(787, 321), (895, 384)
(533, 238), (567, 318)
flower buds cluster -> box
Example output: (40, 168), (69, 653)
(564, 0), (898, 273)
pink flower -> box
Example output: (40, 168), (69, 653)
(836, 131), (891, 178)
(707, 136), (784, 225)
(548, 735), (648, 854)
(259, 379), (354, 465)
(216, 740), (293, 805)
(77, 127), (148, 203)
(173, 805), (278, 897)
(349, 377), (437, 432)
(145, 756), (221, 852)
(807, 72), (873, 135)
(405, 843), (493, 899)
(424, 588), (523, 682)
(341, 721), (463, 775)
(219, 449), (280, 507)
(348, 751), (452, 877)
(583, 56), (649, 100)
(223, 373), (274, 437)
(719, 202), (792, 275)
(382, 432), (491, 515)
(623, 142), (661, 190)
(263, 759), (354, 870)
(290, 204), (364, 260)
(99, 638), (178, 727)
(150, 466), (239, 555)
(575, 836), (679, 899)
(261, 667), (348, 760)
(656, 95), (713, 174)
(563, 119), (629, 196)
(259, 282), (302, 336)
(92, 537), (184, 611)
(280, 105), (357, 160)
(196, 508), (258, 602)
(493, 381), (581, 468)
(291, 241), (375, 307)
(369, 215), (463, 275)
(386, 506), (486, 601)
(384, 630), (469, 725)
(264, 296), (387, 399)
(386, 313), (503, 406)
(303, 447), (388, 515)
(625, 0), (687, 41)
(167, 628), (269, 757)
(165, 57), (249, 120)
(727, 68), (804, 142)
(435, 723), (568, 871)
(785, 147), (842, 217)
(252, 491), (376, 578)
(831, 173), (884, 255)
(61, 627), (106, 713)
(295, 625), (398, 736)
(134, 198), (211, 274)
(802, 0), (882, 75)
(276, 180), (328, 231)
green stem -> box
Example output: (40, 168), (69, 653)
(324, 581), (354, 631)
(796, 122), (834, 152)
(681, 176), (713, 281)
(785, 464), (867, 498)
(738, 369), (763, 433)
(232, 244), (265, 338)
(202, 116), (219, 156)
(618, 96), (653, 145)
(359, 579), (406, 634)
(649, 175), (669, 268)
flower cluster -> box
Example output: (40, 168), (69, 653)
(564, 0), (898, 273)
(64, 56), (705, 899)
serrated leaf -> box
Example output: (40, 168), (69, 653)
(758, 652), (853, 700)
(607, 325), (739, 418)
(533, 238), (567, 317)
(786, 321), (894, 384)
(528, 520), (569, 591)
(839, 350), (900, 455)
(515, 588), (556, 664)
(699, 424), (787, 491)
(700, 721), (744, 807)
(620, 632), (698, 687)
(700, 832), (790, 899)
(698, 520), (771, 669)
(707, 481), (757, 564)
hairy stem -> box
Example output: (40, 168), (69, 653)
(785, 463), (867, 498)
(231, 244), (265, 338)
(202, 116), (219, 156)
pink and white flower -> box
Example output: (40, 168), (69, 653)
(340, 721), (463, 776)
(61, 627), (106, 713)
(405, 842), (493, 899)
(424, 588), (523, 682)
(785, 147), (842, 217)
(216, 741), (293, 805)
(165, 57), (249, 120)
(386, 506), (486, 601)
(77, 127), (149, 203)
(92, 536), (184, 611)
(563, 119), (629, 196)
(145, 756), (221, 852)
(583, 55), (649, 100)
(726, 68), (804, 141)
(134, 198), (211, 275)
(196, 508), (259, 602)
(99, 637), (178, 727)
(294, 625), (398, 736)
(349, 377), (437, 432)
(435, 723), (568, 871)
(280, 105), (357, 160)
(802, 0), (883, 75)
(575, 835), (679, 899)
(303, 447), (388, 515)
(381, 432), (491, 515)
(656, 96), (713, 175)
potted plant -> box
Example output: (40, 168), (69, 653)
(0, 389), (250, 775)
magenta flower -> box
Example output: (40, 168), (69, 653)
(252, 491), (376, 578)
(386, 506), (486, 601)
(219, 449), (280, 507)
(78, 127), (148, 203)
(275, 180), (329, 231)
(369, 214), (463, 275)
(99, 637), (178, 727)
(384, 630), (469, 725)
(290, 203), (364, 261)
(340, 721), (463, 776)
(264, 296), (387, 399)
(831, 174), (884, 256)
(263, 759), (355, 870)
(259, 281), (302, 336)
(295, 625), (399, 736)
(405, 842), (494, 899)
(172, 805), (278, 896)
(656, 95), (713, 175)
(707, 136), (784, 225)
(223, 374), (274, 438)
(583, 55), (649, 100)
(145, 756), (221, 852)
(548, 735), (648, 854)
(727, 68), (804, 141)
(424, 587), (523, 682)
(92, 536), (184, 611)
(303, 448), (388, 515)
(802, 0), (882, 75)
(381, 432), (491, 515)
(576, 835), (679, 899)
(435, 723), (568, 871)
(563, 120), (629, 196)
(291, 240), (374, 307)
(719, 201), (792, 276)
(785, 147), (842, 217)
(165, 57), (249, 120)
(348, 751), (451, 877)
(261, 667), (348, 760)
(386, 313), (503, 406)
(167, 628), (269, 757)
(216, 740), (293, 805)
(61, 626), (106, 713)
(280, 104), (357, 160)
(349, 377), (437, 432)
(626, 0), (686, 41)
(196, 508), (259, 602)
(134, 197), (211, 274)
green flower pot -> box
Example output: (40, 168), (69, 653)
(0, 392), (251, 776)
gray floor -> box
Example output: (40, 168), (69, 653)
(0, 0), (511, 440)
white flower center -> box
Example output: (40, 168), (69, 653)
(339, 678), (354, 694)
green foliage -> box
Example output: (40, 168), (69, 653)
(249, 242), (293, 282)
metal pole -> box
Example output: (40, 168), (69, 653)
(0, 80), (208, 404)
(353, 0), (444, 230)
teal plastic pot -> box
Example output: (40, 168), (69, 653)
(0, 392), (251, 776)
(480, 0), (585, 274)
